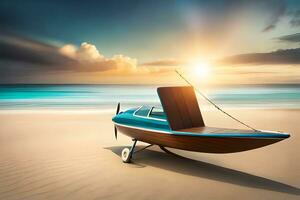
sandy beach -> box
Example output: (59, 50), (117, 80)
(0, 109), (299, 200)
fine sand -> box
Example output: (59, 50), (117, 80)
(0, 109), (299, 200)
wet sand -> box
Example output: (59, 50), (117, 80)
(0, 109), (299, 200)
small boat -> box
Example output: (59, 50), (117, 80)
(112, 86), (290, 163)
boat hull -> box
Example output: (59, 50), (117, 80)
(116, 125), (285, 153)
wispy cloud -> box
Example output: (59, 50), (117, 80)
(262, 24), (276, 32)
(276, 33), (300, 43)
(141, 59), (185, 67)
(217, 48), (300, 65)
(261, 0), (286, 32)
(288, 9), (300, 27)
(0, 33), (75, 67)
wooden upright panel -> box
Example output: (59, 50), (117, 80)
(157, 86), (205, 130)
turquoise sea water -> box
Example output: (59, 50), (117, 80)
(0, 84), (299, 110)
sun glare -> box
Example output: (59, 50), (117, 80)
(191, 61), (211, 78)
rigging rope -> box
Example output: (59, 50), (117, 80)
(175, 70), (258, 132)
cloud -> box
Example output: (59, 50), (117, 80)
(181, 0), (287, 34)
(0, 33), (141, 83)
(0, 33), (137, 74)
(59, 42), (137, 72)
(60, 42), (103, 61)
(275, 33), (300, 43)
(288, 9), (300, 27)
(217, 48), (300, 65)
(141, 59), (185, 67)
(261, 0), (286, 32)
(262, 24), (276, 32)
(0, 33), (75, 68)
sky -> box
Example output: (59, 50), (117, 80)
(0, 0), (300, 85)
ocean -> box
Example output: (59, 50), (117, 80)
(0, 84), (299, 110)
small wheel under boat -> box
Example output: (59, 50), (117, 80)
(121, 148), (131, 163)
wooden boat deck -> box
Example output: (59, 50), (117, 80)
(177, 126), (256, 134)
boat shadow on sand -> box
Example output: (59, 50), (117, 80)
(105, 145), (300, 196)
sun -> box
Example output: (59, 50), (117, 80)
(191, 61), (211, 78)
